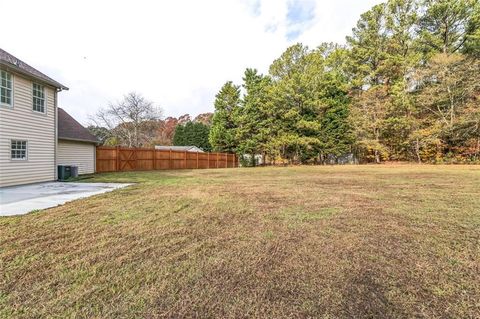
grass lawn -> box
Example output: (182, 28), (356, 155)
(1, 165), (479, 318)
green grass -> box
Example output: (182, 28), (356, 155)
(1, 165), (480, 318)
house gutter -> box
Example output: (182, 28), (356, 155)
(54, 89), (58, 180)
(58, 137), (99, 145)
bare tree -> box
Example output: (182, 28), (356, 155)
(91, 92), (162, 147)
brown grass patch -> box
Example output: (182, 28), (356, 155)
(1, 165), (480, 318)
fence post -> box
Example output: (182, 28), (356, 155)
(216, 153), (219, 168)
(196, 151), (199, 169)
(116, 146), (120, 172)
(169, 150), (172, 169)
(184, 151), (187, 169)
(95, 147), (98, 173)
(153, 148), (156, 170)
(208, 152), (210, 169)
(132, 148), (137, 171)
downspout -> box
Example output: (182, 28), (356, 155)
(54, 89), (58, 180)
(53, 84), (69, 179)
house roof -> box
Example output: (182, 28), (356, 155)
(0, 48), (68, 90)
(58, 108), (98, 144)
(155, 145), (204, 152)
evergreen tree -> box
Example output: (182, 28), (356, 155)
(418, 0), (480, 55)
(269, 44), (324, 163)
(209, 82), (241, 152)
(268, 44), (354, 163)
(236, 68), (272, 165)
(206, 0), (480, 164)
(173, 121), (211, 151)
(347, 0), (420, 161)
(347, 4), (389, 88)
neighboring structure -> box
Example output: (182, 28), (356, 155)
(155, 145), (205, 152)
(0, 48), (68, 187)
(57, 108), (98, 174)
(239, 154), (264, 166)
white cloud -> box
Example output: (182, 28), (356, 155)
(298, 0), (385, 47)
(1, 0), (383, 124)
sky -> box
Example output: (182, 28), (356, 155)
(1, 0), (384, 125)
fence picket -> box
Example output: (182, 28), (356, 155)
(95, 146), (238, 173)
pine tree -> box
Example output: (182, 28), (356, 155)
(418, 0), (480, 55)
(209, 82), (240, 153)
(173, 122), (211, 151)
(206, 0), (480, 164)
(236, 69), (272, 165)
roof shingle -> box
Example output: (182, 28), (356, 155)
(0, 48), (68, 90)
(58, 108), (98, 144)
(155, 145), (204, 152)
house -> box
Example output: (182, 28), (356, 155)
(0, 48), (97, 187)
(155, 145), (205, 152)
(57, 108), (98, 175)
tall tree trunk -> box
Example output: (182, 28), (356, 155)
(374, 127), (381, 164)
(374, 149), (381, 164)
(447, 83), (455, 126)
(415, 138), (422, 164)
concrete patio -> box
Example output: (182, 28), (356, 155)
(0, 182), (131, 216)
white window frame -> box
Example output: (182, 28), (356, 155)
(10, 139), (28, 161)
(32, 82), (46, 114)
(0, 70), (13, 108)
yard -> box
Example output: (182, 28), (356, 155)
(1, 165), (479, 318)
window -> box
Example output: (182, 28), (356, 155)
(11, 140), (27, 160)
(32, 83), (45, 113)
(1, 70), (12, 107)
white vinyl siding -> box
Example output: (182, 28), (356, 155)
(0, 72), (56, 187)
(57, 140), (95, 174)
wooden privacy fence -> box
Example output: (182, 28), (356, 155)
(96, 146), (239, 173)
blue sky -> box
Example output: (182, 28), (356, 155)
(286, 0), (316, 39)
(1, 0), (384, 124)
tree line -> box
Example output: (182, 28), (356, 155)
(88, 92), (213, 150)
(209, 0), (480, 164)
